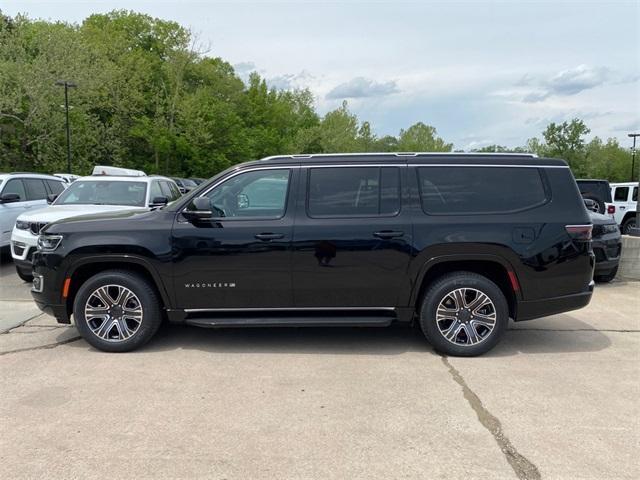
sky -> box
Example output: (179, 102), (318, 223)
(3, 0), (640, 150)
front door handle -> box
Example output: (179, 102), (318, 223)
(254, 232), (285, 241)
(373, 230), (404, 239)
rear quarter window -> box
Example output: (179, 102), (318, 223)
(417, 166), (548, 215)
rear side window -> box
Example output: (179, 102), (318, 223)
(1, 179), (27, 201)
(417, 167), (548, 215)
(23, 179), (48, 200)
(45, 180), (65, 195)
(614, 187), (629, 201)
(307, 167), (400, 217)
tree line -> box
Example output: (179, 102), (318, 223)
(0, 10), (635, 181)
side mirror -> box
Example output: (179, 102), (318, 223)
(47, 194), (59, 204)
(150, 195), (168, 207)
(183, 197), (213, 221)
(0, 193), (20, 204)
(237, 193), (249, 209)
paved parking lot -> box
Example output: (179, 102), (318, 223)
(1, 251), (638, 480)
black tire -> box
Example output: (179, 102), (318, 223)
(595, 266), (618, 283)
(73, 270), (162, 352)
(419, 272), (509, 357)
(622, 217), (636, 235)
(15, 266), (33, 283)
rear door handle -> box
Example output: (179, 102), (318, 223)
(254, 232), (285, 241)
(373, 230), (404, 239)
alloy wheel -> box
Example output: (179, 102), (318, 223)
(435, 287), (497, 346)
(84, 284), (143, 342)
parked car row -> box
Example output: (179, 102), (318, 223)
(576, 178), (638, 234)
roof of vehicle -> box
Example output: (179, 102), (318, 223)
(610, 182), (638, 187)
(74, 175), (170, 183)
(252, 152), (567, 167)
(576, 179), (610, 183)
(0, 172), (65, 181)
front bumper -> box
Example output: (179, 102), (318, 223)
(11, 227), (38, 273)
(516, 280), (595, 321)
(30, 251), (71, 324)
(592, 234), (622, 276)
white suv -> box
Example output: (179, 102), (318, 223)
(610, 182), (638, 234)
(11, 169), (182, 281)
(1, 173), (66, 249)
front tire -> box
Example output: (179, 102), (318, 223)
(15, 266), (33, 283)
(73, 270), (162, 352)
(419, 272), (509, 356)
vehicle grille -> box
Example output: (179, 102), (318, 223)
(29, 222), (48, 235)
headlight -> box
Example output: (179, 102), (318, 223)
(37, 234), (63, 251)
(15, 220), (30, 230)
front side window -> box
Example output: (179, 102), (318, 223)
(202, 169), (290, 219)
(46, 180), (65, 195)
(23, 179), (48, 200)
(614, 187), (629, 202)
(55, 180), (148, 207)
(149, 181), (163, 202)
(417, 166), (547, 214)
(307, 167), (400, 217)
(1, 179), (27, 201)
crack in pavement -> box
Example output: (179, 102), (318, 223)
(0, 336), (82, 356)
(442, 356), (541, 480)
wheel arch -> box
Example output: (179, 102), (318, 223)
(410, 255), (519, 320)
(64, 256), (171, 317)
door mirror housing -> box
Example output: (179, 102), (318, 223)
(150, 195), (168, 207)
(47, 193), (59, 204)
(183, 197), (213, 221)
(0, 193), (20, 204)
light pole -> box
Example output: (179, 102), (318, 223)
(55, 80), (77, 173)
(628, 133), (640, 237)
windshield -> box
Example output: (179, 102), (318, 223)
(54, 180), (148, 207)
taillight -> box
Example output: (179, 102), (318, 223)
(607, 205), (615, 215)
(565, 224), (592, 240)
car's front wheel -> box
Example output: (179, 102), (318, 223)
(73, 270), (162, 352)
(419, 272), (509, 356)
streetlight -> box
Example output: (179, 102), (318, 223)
(55, 80), (77, 174)
(628, 133), (640, 237)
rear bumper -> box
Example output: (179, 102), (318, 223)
(516, 280), (594, 321)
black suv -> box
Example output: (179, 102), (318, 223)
(30, 153), (594, 356)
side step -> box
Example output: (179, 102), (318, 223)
(184, 311), (395, 328)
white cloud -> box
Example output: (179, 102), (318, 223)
(326, 77), (399, 100)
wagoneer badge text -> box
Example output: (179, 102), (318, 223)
(184, 282), (236, 288)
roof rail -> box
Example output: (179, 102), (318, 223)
(261, 152), (538, 161)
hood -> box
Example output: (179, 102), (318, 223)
(17, 204), (146, 223)
(588, 210), (616, 225)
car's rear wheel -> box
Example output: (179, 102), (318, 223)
(622, 217), (636, 235)
(419, 272), (509, 356)
(73, 270), (162, 352)
(15, 266), (33, 283)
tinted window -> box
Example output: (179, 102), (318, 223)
(2, 179), (27, 201)
(46, 180), (65, 195)
(149, 181), (163, 202)
(614, 187), (629, 202)
(308, 167), (400, 217)
(633, 187), (638, 202)
(161, 181), (181, 201)
(55, 180), (147, 207)
(418, 167), (547, 214)
(576, 180), (612, 203)
(23, 179), (48, 200)
(204, 169), (290, 218)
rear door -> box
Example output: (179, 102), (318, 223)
(291, 163), (412, 308)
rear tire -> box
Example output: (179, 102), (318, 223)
(622, 217), (636, 235)
(15, 266), (33, 283)
(595, 266), (618, 283)
(73, 270), (162, 352)
(419, 272), (509, 356)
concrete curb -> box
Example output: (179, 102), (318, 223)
(618, 235), (640, 281)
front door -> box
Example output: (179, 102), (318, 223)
(172, 167), (297, 309)
(291, 165), (412, 308)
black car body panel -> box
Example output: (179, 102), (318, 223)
(31, 154), (595, 327)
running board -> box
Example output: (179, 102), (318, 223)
(184, 314), (395, 328)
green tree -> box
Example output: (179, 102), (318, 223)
(397, 122), (452, 152)
(542, 118), (590, 176)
